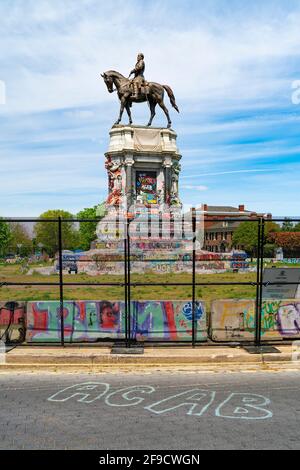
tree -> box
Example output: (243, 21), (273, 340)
(232, 222), (259, 256)
(281, 218), (294, 232)
(232, 220), (280, 256)
(263, 243), (277, 257)
(270, 232), (300, 256)
(76, 206), (100, 251)
(0, 218), (11, 256)
(9, 223), (33, 256)
(265, 221), (281, 240)
(293, 222), (300, 232)
(34, 210), (79, 256)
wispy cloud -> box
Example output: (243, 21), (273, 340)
(1, 0), (300, 114)
(182, 169), (281, 179)
(181, 185), (208, 191)
(0, 0), (300, 216)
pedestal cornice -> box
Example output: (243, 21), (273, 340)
(107, 124), (180, 156)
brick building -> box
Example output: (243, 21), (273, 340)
(201, 204), (272, 253)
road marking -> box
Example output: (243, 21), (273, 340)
(48, 382), (110, 403)
(145, 389), (216, 416)
(105, 385), (156, 407)
(47, 381), (273, 420)
(215, 393), (273, 420)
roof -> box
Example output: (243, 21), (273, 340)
(202, 205), (252, 213)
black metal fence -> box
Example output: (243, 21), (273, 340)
(0, 214), (300, 349)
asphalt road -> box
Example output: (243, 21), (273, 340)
(0, 370), (300, 450)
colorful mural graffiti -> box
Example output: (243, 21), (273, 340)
(25, 300), (206, 343)
(2, 298), (299, 344)
(135, 170), (158, 205)
(211, 299), (300, 341)
(0, 301), (26, 343)
(133, 301), (206, 341)
(26, 301), (125, 343)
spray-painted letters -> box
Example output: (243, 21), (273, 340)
(48, 382), (273, 420)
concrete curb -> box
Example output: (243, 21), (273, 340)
(0, 347), (299, 372)
(4, 354), (265, 365)
(1, 361), (300, 373)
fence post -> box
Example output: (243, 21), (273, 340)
(254, 218), (261, 346)
(127, 217), (131, 348)
(124, 218), (128, 347)
(258, 217), (265, 346)
(255, 217), (265, 347)
(58, 216), (64, 347)
(192, 208), (196, 348)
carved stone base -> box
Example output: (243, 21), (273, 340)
(104, 125), (182, 210)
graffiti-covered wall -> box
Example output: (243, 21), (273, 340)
(133, 301), (206, 341)
(1, 298), (299, 344)
(25, 300), (207, 343)
(26, 301), (125, 343)
(0, 301), (26, 343)
(210, 299), (300, 341)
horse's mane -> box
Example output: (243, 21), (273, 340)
(105, 70), (126, 79)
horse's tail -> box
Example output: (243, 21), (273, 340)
(163, 85), (179, 113)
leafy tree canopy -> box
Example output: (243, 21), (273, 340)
(293, 222), (300, 232)
(0, 218), (12, 256)
(34, 210), (79, 256)
(76, 206), (100, 251)
(281, 218), (294, 232)
(232, 220), (280, 255)
(272, 232), (300, 250)
(9, 223), (33, 256)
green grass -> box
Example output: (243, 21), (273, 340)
(0, 263), (259, 313)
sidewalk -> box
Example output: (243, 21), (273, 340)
(1, 344), (299, 372)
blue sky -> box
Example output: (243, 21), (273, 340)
(0, 0), (300, 216)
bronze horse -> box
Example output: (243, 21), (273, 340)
(101, 70), (179, 128)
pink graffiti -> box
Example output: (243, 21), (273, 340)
(277, 303), (300, 336)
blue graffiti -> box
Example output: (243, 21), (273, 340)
(182, 302), (203, 321)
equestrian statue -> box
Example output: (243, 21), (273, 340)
(101, 53), (179, 128)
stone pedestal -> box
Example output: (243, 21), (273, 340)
(91, 124), (206, 269)
(104, 125), (182, 212)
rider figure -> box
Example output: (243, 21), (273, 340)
(129, 53), (145, 99)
